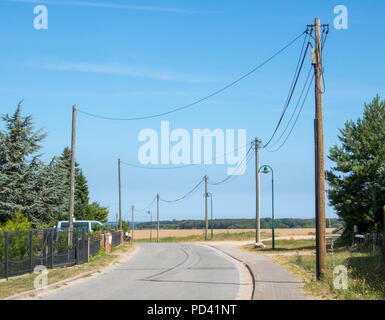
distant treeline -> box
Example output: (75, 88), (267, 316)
(134, 218), (343, 230)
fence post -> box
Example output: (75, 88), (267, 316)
(4, 231), (8, 281)
(81, 229), (85, 263)
(43, 229), (47, 266)
(49, 230), (54, 268)
(75, 228), (79, 265)
(83, 229), (88, 263)
(29, 231), (33, 273)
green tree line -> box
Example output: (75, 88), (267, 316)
(0, 102), (109, 228)
(135, 218), (343, 230)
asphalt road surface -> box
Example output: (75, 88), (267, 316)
(39, 243), (244, 300)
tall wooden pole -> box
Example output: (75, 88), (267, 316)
(204, 175), (208, 240)
(118, 158), (122, 230)
(255, 138), (261, 245)
(157, 193), (160, 242)
(69, 104), (77, 243)
(314, 18), (326, 279)
(132, 205), (134, 241)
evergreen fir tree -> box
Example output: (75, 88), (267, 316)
(75, 169), (89, 220)
(0, 102), (46, 223)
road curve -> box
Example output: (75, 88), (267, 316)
(38, 243), (245, 300)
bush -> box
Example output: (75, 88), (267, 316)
(0, 211), (33, 260)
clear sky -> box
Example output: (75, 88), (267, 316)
(1, 0), (385, 223)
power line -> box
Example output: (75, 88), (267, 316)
(281, 29), (310, 121)
(159, 177), (204, 203)
(265, 27), (328, 152)
(135, 195), (157, 213)
(265, 73), (315, 153)
(120, 142), (251, 170)
(76, 31), (307, 121)
(266, 66), (313, 149)
(261, 39), (311, 149)
(209, 151), (254, 186)
(208, 143), (254, 186)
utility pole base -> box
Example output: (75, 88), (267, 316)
(254, 242), (266, 249)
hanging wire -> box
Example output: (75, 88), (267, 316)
(265, 73), (315, 152)
(261, 40), (311, 149)
(120, 142), (251, 170)
(160, 177), (205, 203)
(76, 31), (307, 121)
(208, 143), (254, 186)
(135, 195), (157, 213)
(265, 65), (313, 149)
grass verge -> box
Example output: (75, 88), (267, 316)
(242, 237), (385, 300)
(0, 242), (134, 299)
(272, 249), (385, 300)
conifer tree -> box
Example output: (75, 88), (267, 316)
(326, 95), (385, 233)
(0, 102), (46, 223)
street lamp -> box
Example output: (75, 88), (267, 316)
(147, 210), (152, 241)
(205, 192), (214, 240)
(258, 164), (275, 250)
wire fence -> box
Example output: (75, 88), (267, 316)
(355, 232), (385, 258)
(111, 231), (122, 247)
(0, 228), (90, 280)
(89, 237), (100, 257)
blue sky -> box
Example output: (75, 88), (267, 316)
(1, 0), (385, 223)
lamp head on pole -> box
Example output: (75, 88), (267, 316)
(262, 166), (270, 174)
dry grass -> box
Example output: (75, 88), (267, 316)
(272, 249), (385, 300)
(0, 242), (133, 299)
(133, 228), (335, 240)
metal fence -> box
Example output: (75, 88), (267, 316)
(355, 232), (385, 258)
(0, 228), (89, 280)
(89, 237), (100, 257)
(111, 231), (122, 247)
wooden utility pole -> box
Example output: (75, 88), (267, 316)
(157, 193), (160, 242)
(69, 104), (77, 243)
(118, 158), (122, 230)
(313, 18), (327, 279)
(255, 138), (261, 245)
(131, 205), (134, 241)
(204, 175), (208, 240)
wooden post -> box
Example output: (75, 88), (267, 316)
(204, 175), (208, 240)
(255, 138), (261, 245)
(69, 105), (77, 245)
(118, 158), (122, 230)
(157, 194), (160, 243)
(314, 18), (326, 279)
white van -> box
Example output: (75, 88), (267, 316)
(56, 220), (104, 232)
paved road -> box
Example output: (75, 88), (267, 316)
(39, 243), (244, 300)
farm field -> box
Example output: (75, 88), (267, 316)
(132, 228), (336, 240)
